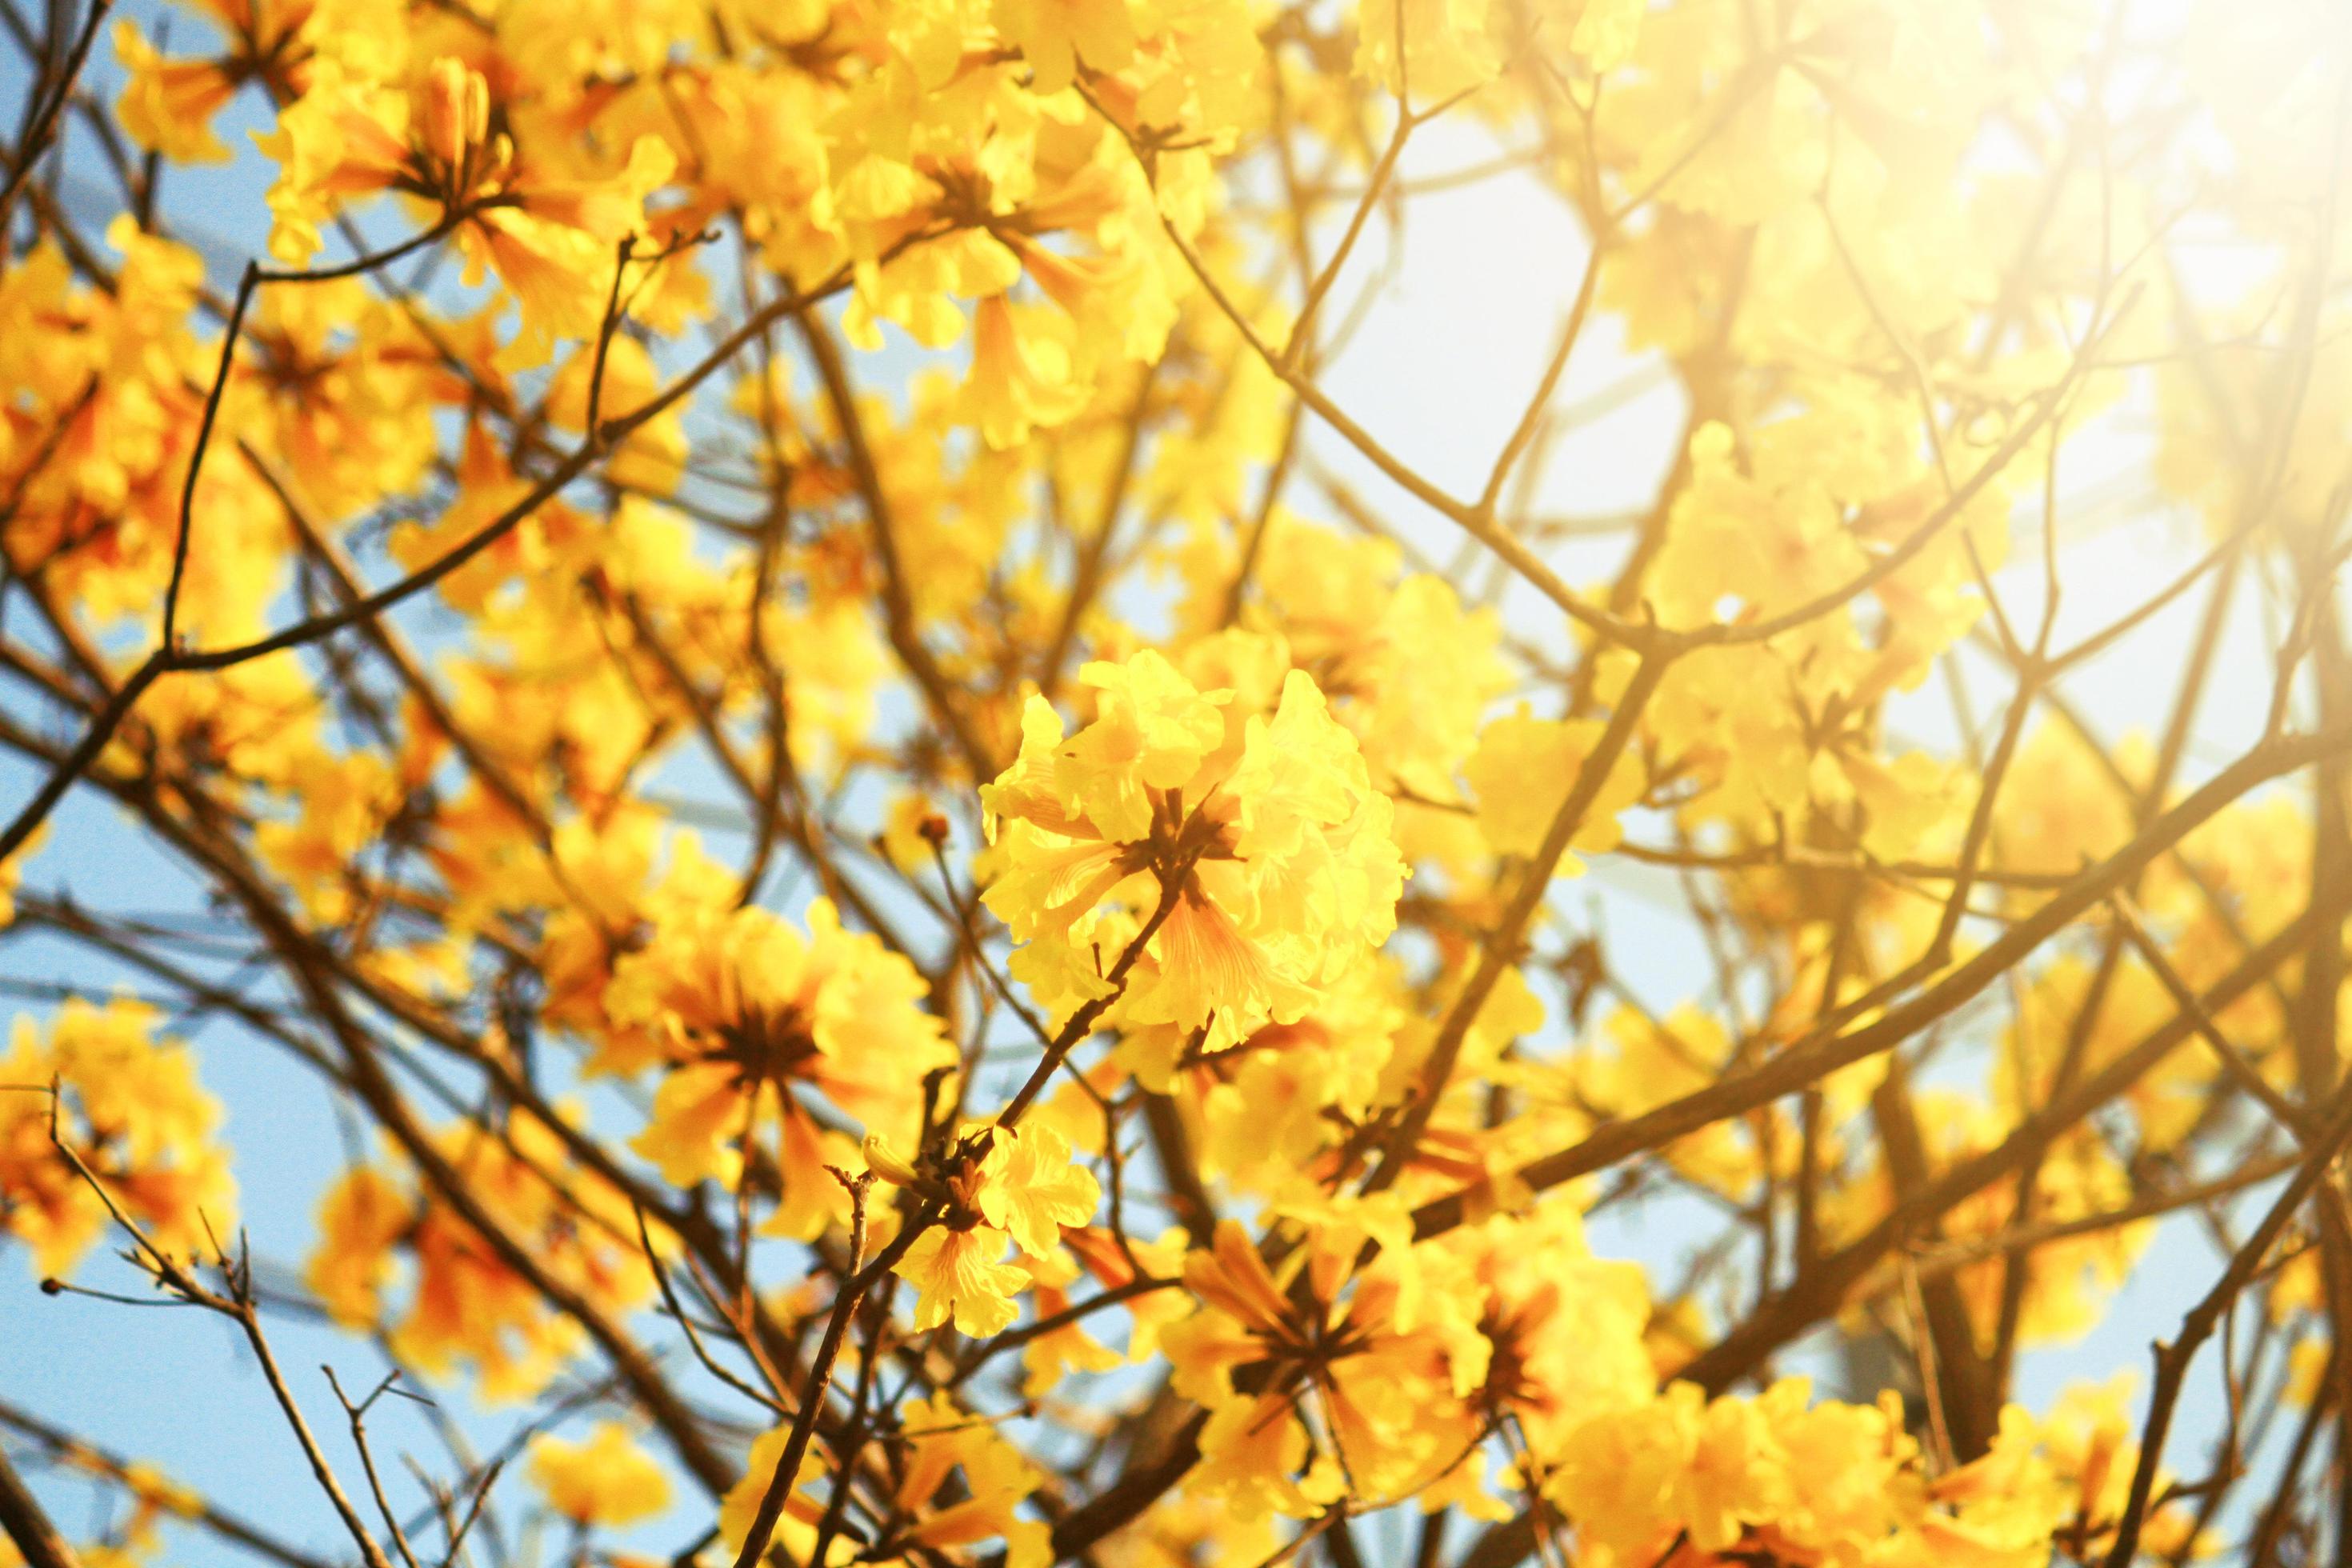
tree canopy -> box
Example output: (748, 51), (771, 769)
(3, 0), (2352, 1565)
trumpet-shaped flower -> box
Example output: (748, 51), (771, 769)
(613, 898), (954, 1238)
(981, 652), (1405, 1051)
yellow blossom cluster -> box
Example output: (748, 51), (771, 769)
(0, 1001), (236, 1280)
(982, 650), (1408, 1052)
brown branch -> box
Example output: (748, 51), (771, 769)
(2101, 1072), (2352, 1568)
(1410, 724), (2352, 1244)
(0, 1446), (80, 1568)
(1361, 650), (1666, 1193)
(0, 1398), (335, 1568)
(727, 1174), (911, 1568)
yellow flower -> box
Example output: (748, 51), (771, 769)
(256, 59), (674, 367)
(1058, 650), (1230, 842)
(528, 1423), (674, 1528)
(718, 1431), (825, 1560)
(306, 1166), (414, 1327)
(993, 0), (1139, 94)
(1159, 1219), (1476, 1516)
(976, 1124), (1102, 1257)
(252, 60), (413, 266)
(1214, 518), (1512, 801)
(0, 823), (44, 932)
(897, 1224), (1028, 1338)
(0, 1000), (237, 1279)
(113, 23), (238, 163)
(1464, 707), (1647, 870)
(963, 294), (1093, 450)
(883, 1394), (1051, 1566)
(302, 1113), (654, 1402)
(614, 898), (954, 1238)
(981, 654), (1405, 1050)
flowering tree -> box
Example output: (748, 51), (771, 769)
(2, 0), (2351, 1562)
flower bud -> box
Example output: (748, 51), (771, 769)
(862, 1132), (919, 1186)
(422, 58), (486, 170)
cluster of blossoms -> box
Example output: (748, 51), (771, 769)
(306, 1107), (657, 1398)
(0, 1001), (235, 1279)
(981, 647), (1409, 1054)
(719, 1390), (1055, 1568)
(607, 898), (956, 1239)
(881, 1120), (1104, 1339)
